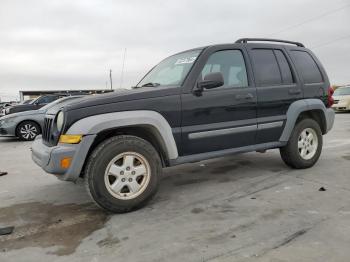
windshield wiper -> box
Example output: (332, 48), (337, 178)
(141, 82), (161, 87)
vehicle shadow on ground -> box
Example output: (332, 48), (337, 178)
(0, 137), (22, 143)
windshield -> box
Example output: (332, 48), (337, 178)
(137, 49), (201, 87)
(334, 87), (350, 96)
(20, 99), (33, 105)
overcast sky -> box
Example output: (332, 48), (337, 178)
(0, 0), (349, 101)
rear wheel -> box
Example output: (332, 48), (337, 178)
(84, 135), (162, 213)
(280, 118), (323, 169)
(16, 121), (41, 141)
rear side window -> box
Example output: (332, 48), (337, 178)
(274, 50), (294, 84)
(291, 51), (323, 84)
(250, 49), (281, 86)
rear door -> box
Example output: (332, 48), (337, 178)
(246, 45), (303, 144)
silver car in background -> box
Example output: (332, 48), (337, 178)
(0, 96), (83, 141)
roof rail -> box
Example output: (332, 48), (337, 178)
(235, 38), (305, 47)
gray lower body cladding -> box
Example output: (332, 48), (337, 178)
(31, 134), (96, 181)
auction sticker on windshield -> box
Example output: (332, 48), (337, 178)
(175, 56), (197, 65)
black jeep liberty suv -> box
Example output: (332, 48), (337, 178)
(32, 38), (335, 213)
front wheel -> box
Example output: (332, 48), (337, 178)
(84, 135), (162, 213)
(280, 118), (323, 169)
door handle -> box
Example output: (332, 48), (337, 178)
(289, 88), (302, 95)
(235, 93), (254, 100)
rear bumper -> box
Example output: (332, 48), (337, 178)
(325, 108), (335, 133)
(31, 134), (96, 181)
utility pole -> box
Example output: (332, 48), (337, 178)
(120, 48), (127, 89)
(109, 69), (113, 90)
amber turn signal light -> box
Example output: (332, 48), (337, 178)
(60, 157), (72, 169)
(59, 135), (82, 144)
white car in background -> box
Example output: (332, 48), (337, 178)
(332, 86), (350, 112)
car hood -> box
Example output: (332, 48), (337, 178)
(60, 87), (175, 113)
(8, 104), (35, 111)
(46, 95), (93, 115)
(0, 109), (45, 120)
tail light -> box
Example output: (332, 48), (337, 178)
(327, 86), (334, 108)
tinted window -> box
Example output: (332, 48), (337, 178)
(38, 96), (58, 104)
(201, 50), (248, 88)
(291, 51), (323, 84)
(274, 50), (294, 84)
(250, 49), (281, 86)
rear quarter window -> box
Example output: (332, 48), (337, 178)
(291, 51), (323, 84)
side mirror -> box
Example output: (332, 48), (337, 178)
(196, 72), (224, 94)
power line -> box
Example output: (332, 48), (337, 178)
(268, 3), (350, 37)
(311, 34), (350, 49)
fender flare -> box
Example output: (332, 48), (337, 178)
(66, 110), (179, 160)
(279, 99), (332, 142)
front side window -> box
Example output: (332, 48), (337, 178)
(200, 50), (248, 88)
(137, 50), (201, 87)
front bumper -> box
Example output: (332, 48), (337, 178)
(31, 134), (96, 181)
(332, 104), (350, 111)
(0, 121), (16, 136)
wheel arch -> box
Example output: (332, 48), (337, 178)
(280, 99), (329, 142)
(86, 125), (170, 169)
(64, 111), (179, 176)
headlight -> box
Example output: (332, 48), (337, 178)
(56, 111), (64, 132)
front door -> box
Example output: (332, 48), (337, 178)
(181, 48), (257, 155)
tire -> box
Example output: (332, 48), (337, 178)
(280, 118), (323, 169)
(16, 121), (41, 141)
(84, 135), (162, 213)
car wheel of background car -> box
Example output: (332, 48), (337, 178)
(280, 118), (323, 169)
(84, 135), (162, 213)
(16, 121), (41, 141)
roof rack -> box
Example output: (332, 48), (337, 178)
(235, 38), (305, 47)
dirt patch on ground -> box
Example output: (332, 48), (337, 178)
(0, 202), (109, 256)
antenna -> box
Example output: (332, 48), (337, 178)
(120, 48), (127, 89)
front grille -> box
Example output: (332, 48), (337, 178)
(42, 117), (53, 144)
